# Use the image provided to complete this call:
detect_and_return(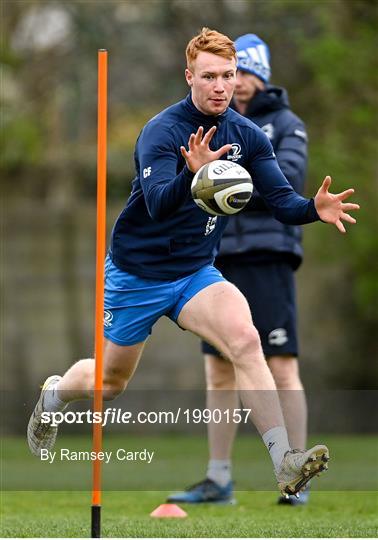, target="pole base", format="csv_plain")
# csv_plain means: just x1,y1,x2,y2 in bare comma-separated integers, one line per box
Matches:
91,505,101,538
